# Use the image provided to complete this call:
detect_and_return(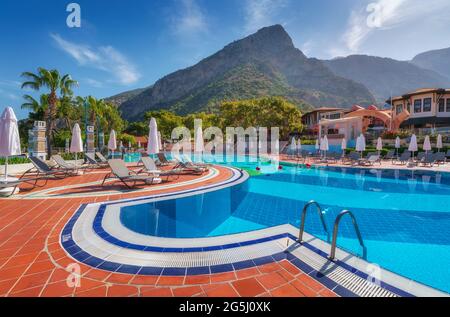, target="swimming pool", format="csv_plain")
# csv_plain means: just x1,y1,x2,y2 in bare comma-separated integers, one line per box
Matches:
120,157,450,294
